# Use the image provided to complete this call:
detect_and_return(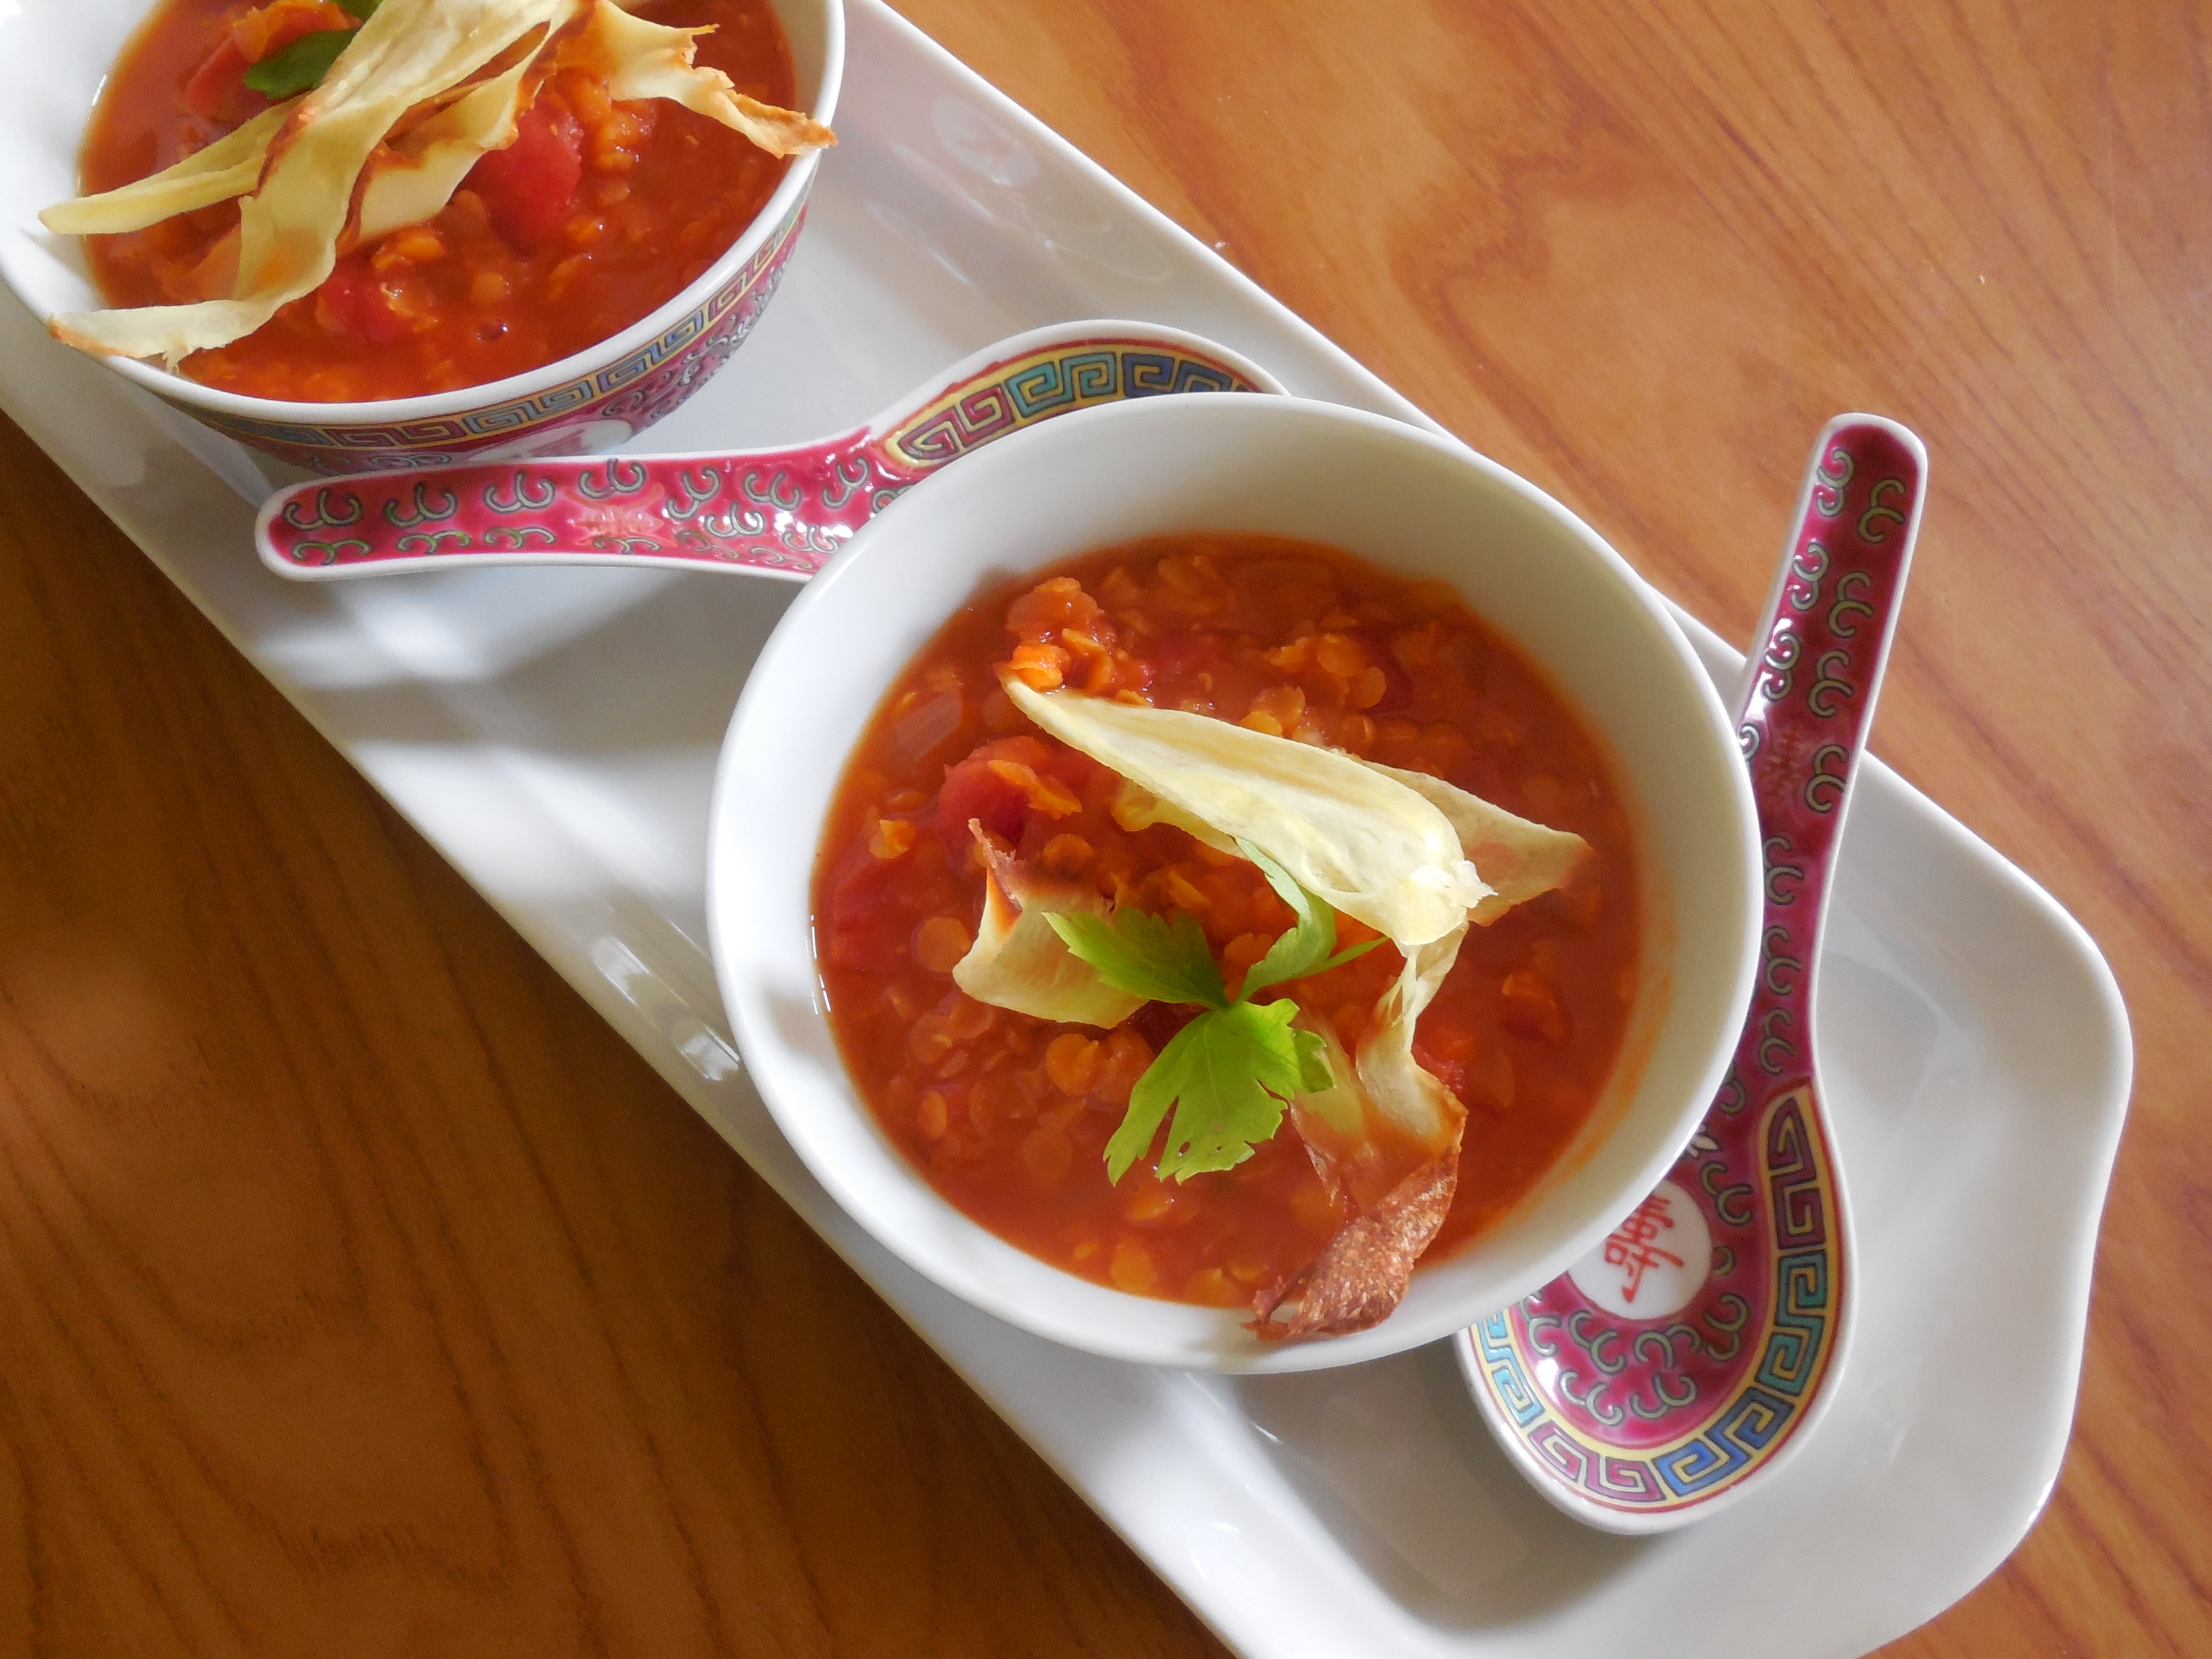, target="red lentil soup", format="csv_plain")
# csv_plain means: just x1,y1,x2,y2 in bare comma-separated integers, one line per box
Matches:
79,0,798,401
813,535,1640,1309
